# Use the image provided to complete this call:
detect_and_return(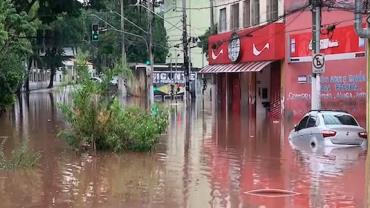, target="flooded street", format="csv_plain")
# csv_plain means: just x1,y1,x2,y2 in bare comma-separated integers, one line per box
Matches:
0,88,367,208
